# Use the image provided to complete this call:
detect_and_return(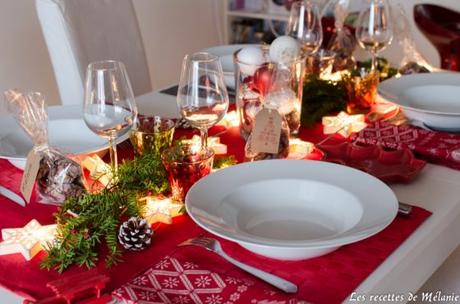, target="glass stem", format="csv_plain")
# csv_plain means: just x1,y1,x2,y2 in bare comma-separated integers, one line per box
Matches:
108,136,118,178
200,128,208,151
371,52,377,72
